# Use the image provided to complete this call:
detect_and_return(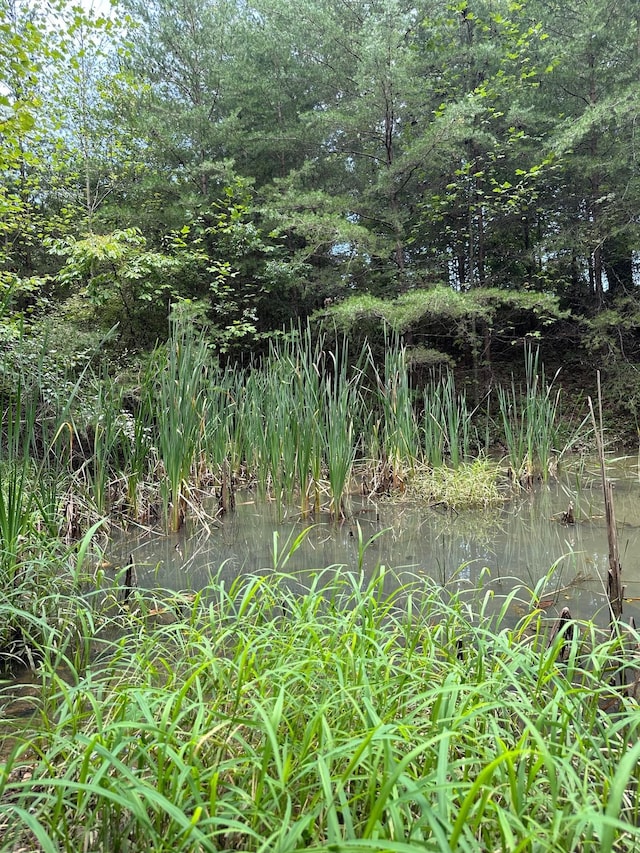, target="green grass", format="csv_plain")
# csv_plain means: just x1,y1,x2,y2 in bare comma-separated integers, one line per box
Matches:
0,518,105,673
2,566,640,852
408,458,504,509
